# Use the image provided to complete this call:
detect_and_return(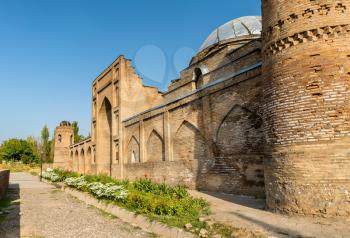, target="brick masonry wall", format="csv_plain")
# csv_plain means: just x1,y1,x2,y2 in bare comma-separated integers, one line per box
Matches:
122,41,265,196
0,170,10,200
262,0,350,215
